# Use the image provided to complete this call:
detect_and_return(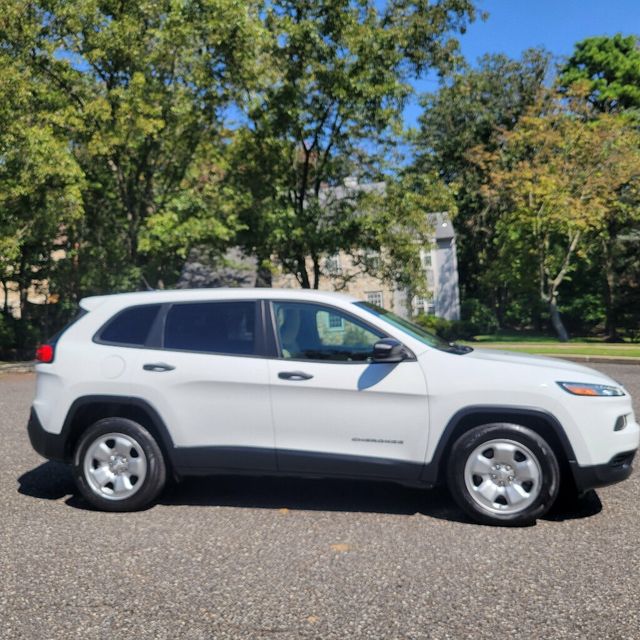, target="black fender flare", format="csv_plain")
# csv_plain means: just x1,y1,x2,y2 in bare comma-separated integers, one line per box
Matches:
59,395,177,464
420,405,577,486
